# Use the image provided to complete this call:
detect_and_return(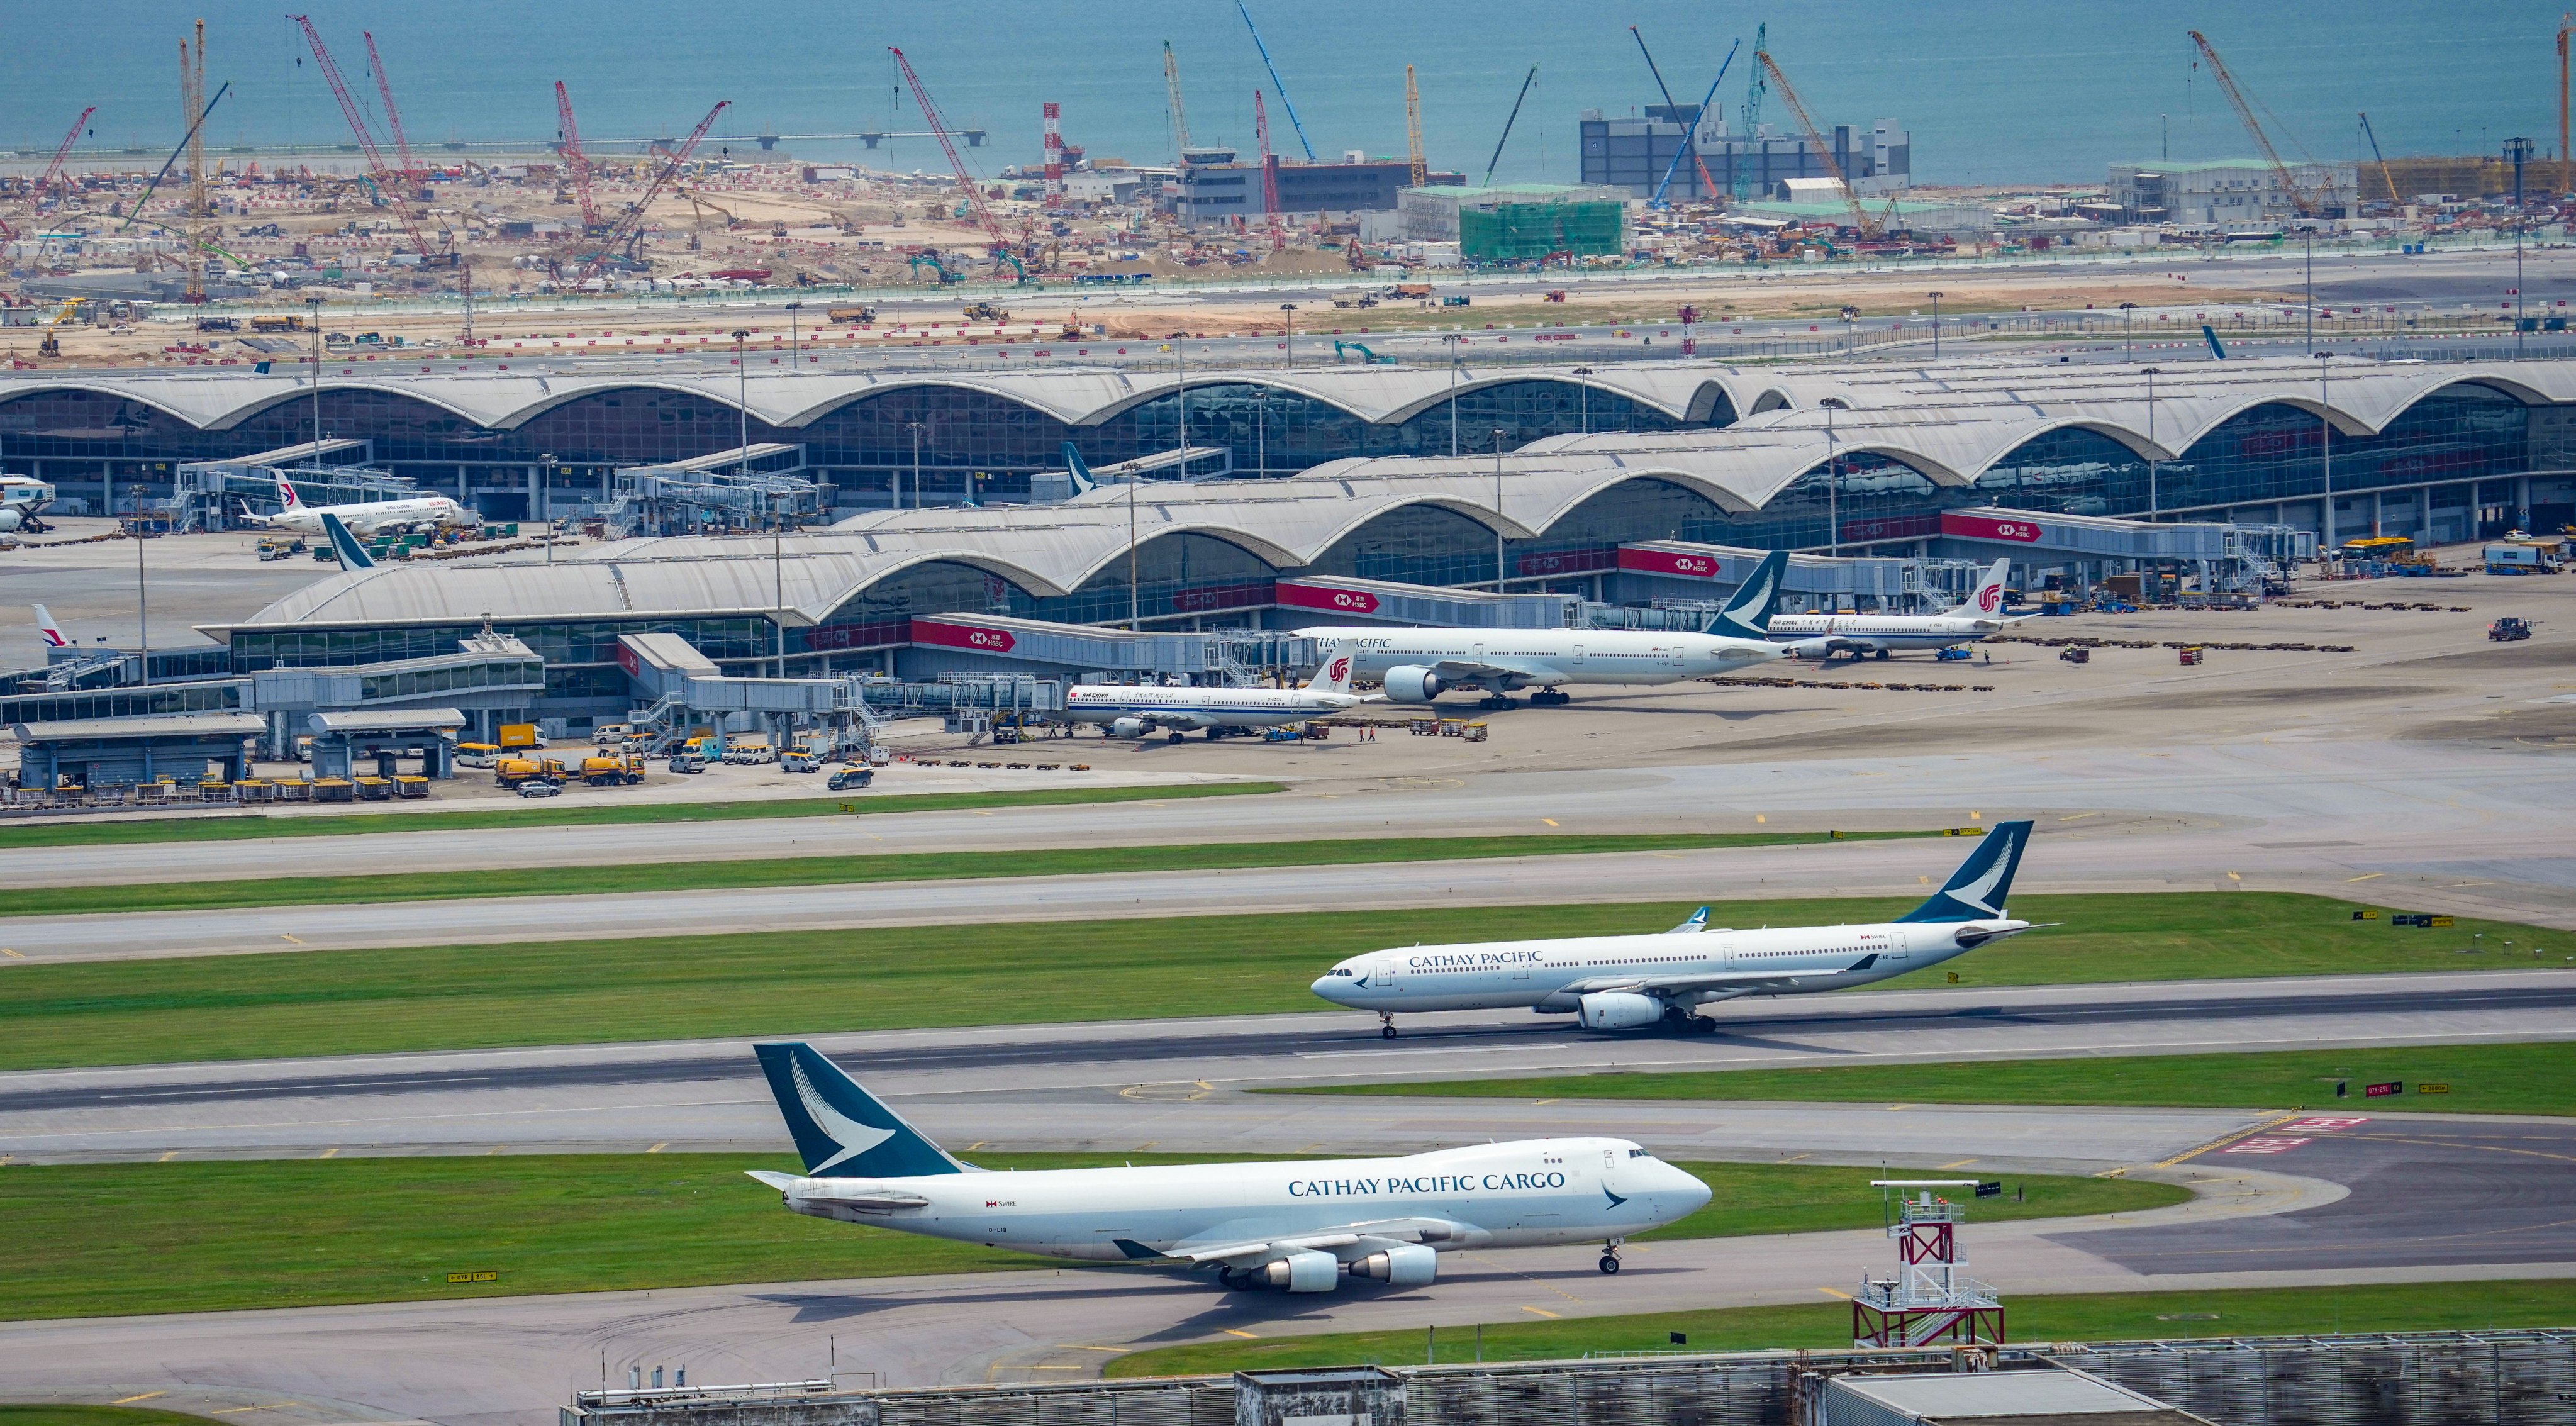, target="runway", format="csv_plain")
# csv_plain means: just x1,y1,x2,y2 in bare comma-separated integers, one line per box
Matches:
8,970,2567,1162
